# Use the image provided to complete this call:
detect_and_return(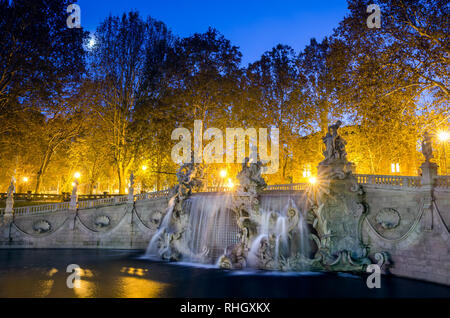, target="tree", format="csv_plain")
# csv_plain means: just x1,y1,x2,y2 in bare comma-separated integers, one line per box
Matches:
89,12,152,193
246,44,305,182
0,0,86,130
326,0,449,174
